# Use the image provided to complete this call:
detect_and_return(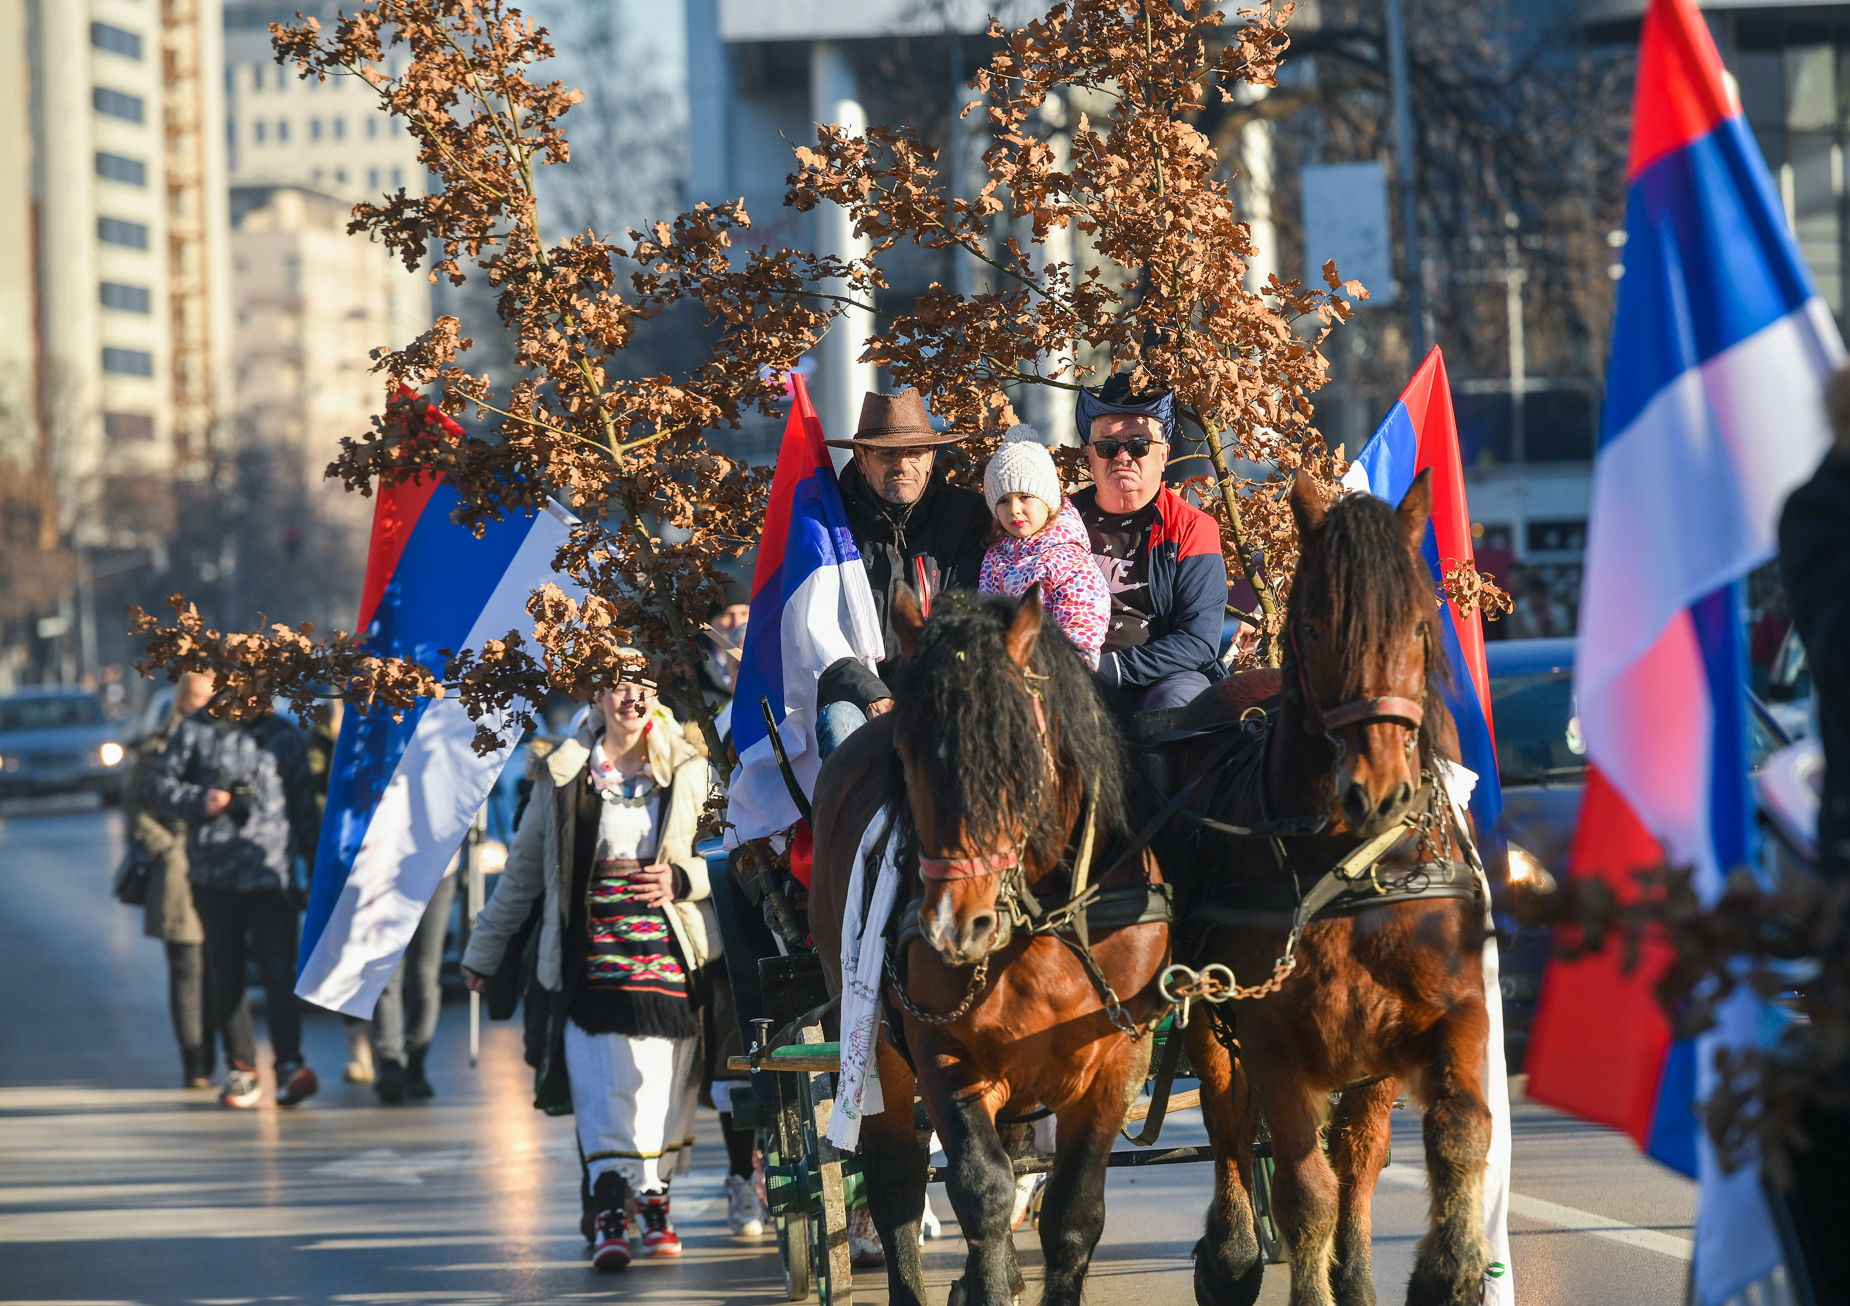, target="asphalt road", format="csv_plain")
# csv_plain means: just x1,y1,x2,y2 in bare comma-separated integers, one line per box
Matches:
0,800,1702,1305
